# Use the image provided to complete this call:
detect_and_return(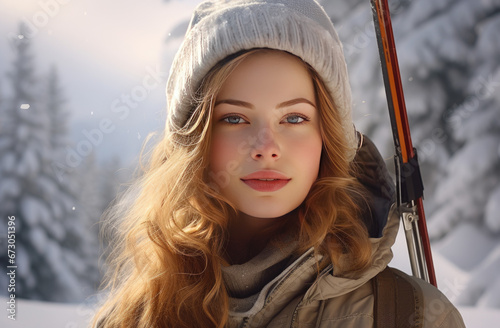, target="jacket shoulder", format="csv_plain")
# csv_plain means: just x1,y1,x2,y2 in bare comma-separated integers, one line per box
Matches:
292,269,466,328
393,269,466,328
